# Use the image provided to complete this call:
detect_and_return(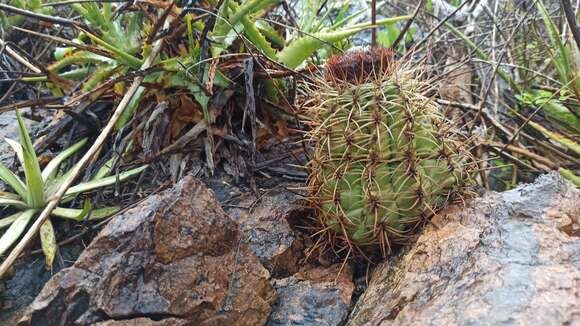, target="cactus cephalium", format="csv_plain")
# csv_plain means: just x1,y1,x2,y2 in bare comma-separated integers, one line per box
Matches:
302,49,472,256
